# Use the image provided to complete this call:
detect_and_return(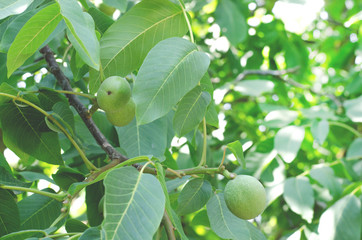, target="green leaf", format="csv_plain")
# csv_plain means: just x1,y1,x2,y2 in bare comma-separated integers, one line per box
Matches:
0,0,33,20
46,102,75,135
17,188,62,230
0,8,40,52
177,178,212,215
0,155,11,174
0,166,31,188
344,95,362,122
134,37,210,124
17,171,54,184
263,109,298,128
57,0,99,70
116,118,167,159
206,193,266,240
215,0,247,45
205,102,219,128
65,219,88,233
89,0,188,93
78,227,100,240
37,88,68,111
309,166,342,198
300,105,337,120
103,0,127,12
0,189,20,236
346,138,362,161
0,102,63,165
234,80,274,97
155,162,180,235
87,7,114,34
85,181,104,227
103,166,165,239
52,167,84,191
283,177,314,223
0,230,45,240
311,119,329,145
274,125,305,163
318,194,361,240
173,86,211,137
227,140,245,168
6,3,62,77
